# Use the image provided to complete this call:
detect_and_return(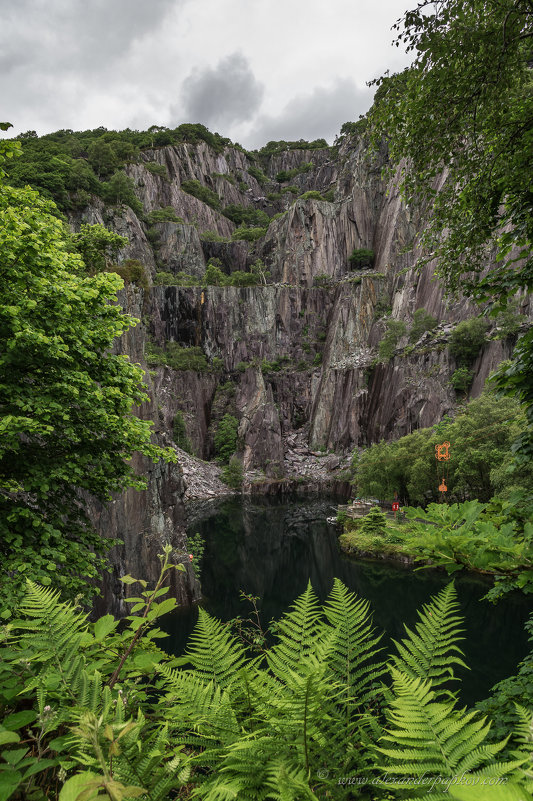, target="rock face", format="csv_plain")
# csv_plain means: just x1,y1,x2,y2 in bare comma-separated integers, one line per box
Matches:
74,133,531,609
